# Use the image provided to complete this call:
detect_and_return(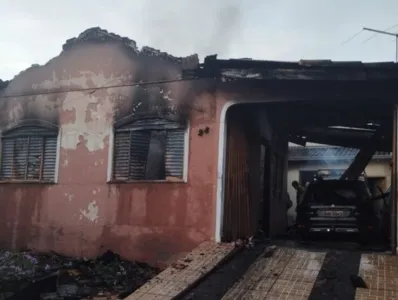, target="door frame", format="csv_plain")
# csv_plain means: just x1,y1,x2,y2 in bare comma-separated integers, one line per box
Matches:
216,100,276,241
